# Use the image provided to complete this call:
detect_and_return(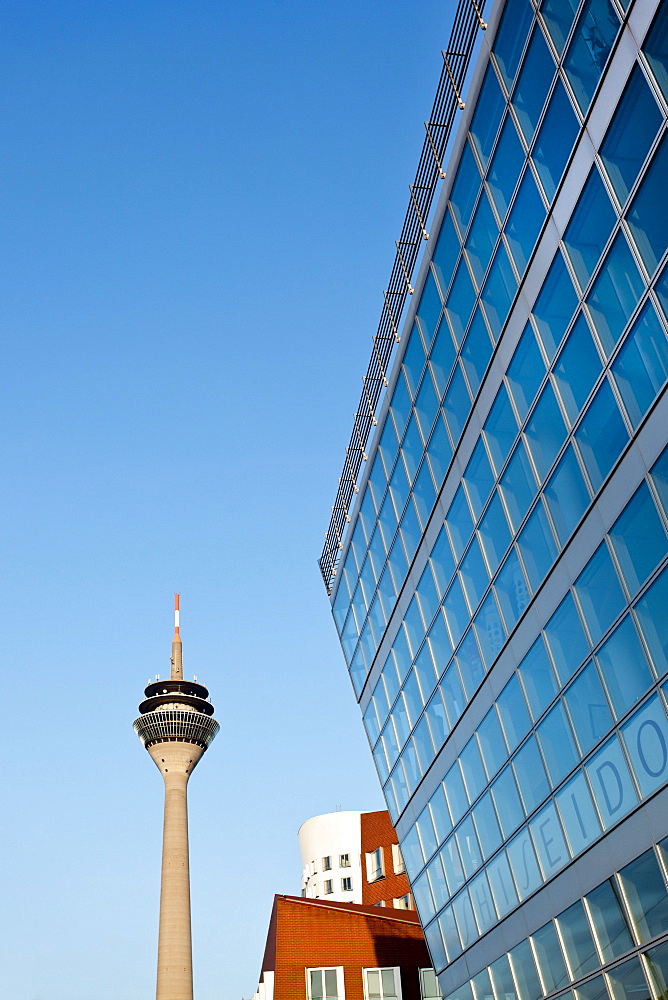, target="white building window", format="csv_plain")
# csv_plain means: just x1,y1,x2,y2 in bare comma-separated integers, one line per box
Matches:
392,843,406,875
363,967,402,1000
419,969,443,1000
323,856,332,871
340,853,351,868
324,879,333,894
341,876,353,891
366,847,385,882
393,893,413,909
307,967,344,1000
